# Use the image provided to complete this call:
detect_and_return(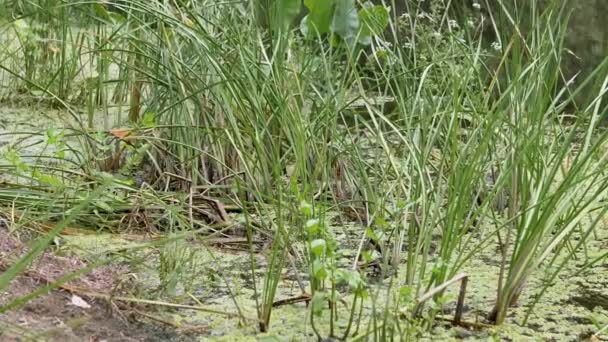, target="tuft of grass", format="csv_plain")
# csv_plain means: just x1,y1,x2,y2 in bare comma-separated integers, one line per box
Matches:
0,0,607,339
